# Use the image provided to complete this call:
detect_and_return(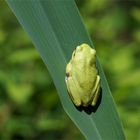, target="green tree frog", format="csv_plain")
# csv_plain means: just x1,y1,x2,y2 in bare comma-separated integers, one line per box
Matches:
65,43,100,107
